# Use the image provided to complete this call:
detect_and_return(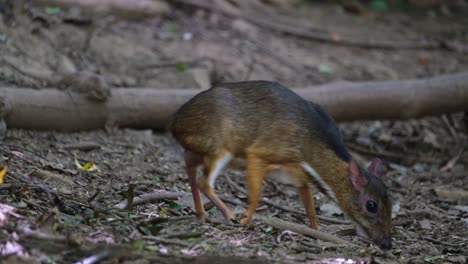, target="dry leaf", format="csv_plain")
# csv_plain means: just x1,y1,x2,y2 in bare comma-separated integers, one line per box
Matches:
0,164,7,184
74,153,99,172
